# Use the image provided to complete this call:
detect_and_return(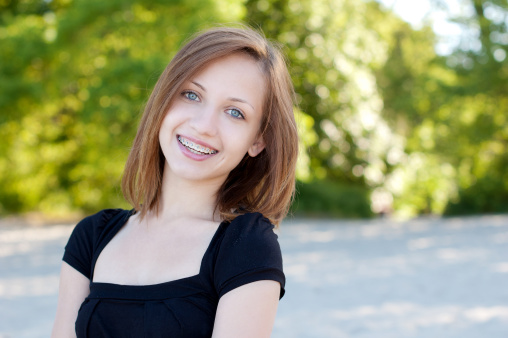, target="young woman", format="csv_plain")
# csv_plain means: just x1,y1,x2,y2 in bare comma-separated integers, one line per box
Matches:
52,26,298,337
